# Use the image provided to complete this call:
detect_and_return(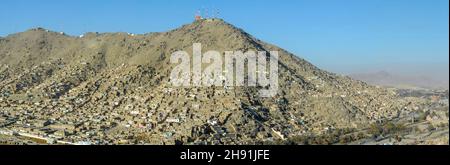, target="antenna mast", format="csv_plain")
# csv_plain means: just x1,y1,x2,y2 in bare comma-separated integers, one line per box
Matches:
215,8,220,18
195,10,202,21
